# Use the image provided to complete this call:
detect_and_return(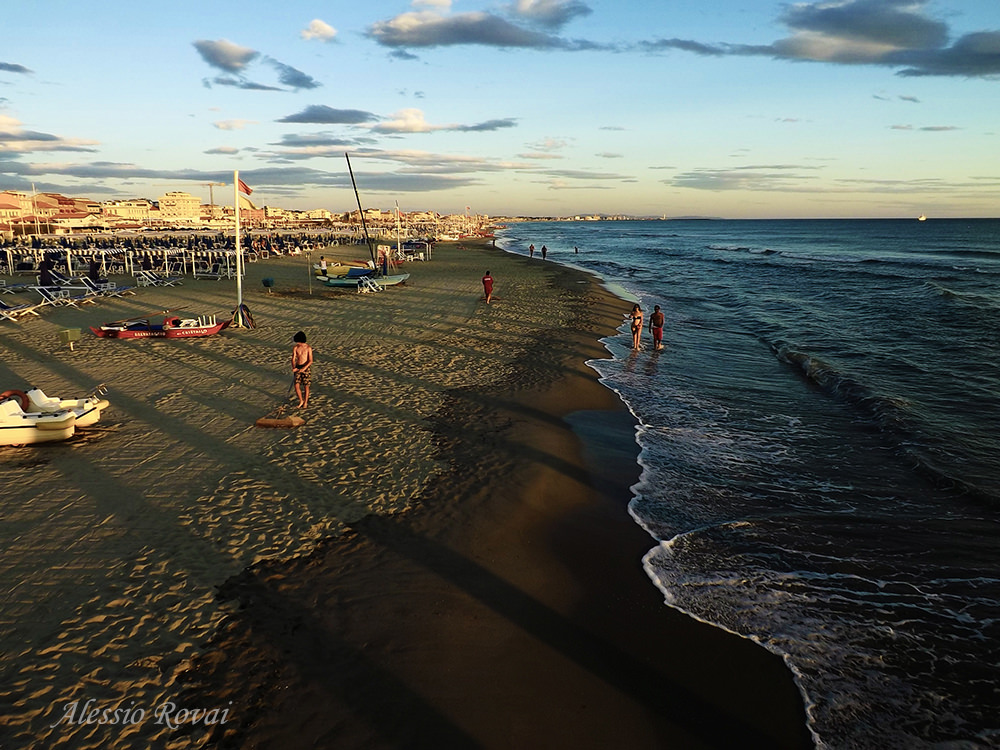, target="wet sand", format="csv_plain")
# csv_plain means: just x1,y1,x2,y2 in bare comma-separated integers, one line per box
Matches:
0,240,811,749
